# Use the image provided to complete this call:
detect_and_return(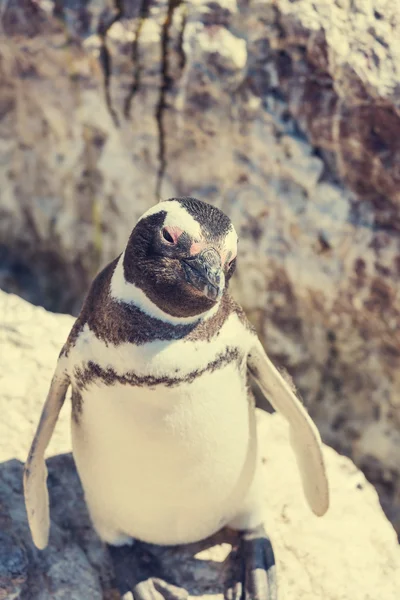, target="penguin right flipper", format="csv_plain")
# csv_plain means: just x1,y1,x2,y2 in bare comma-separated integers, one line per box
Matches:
247,339,329,518
23,358,70,550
